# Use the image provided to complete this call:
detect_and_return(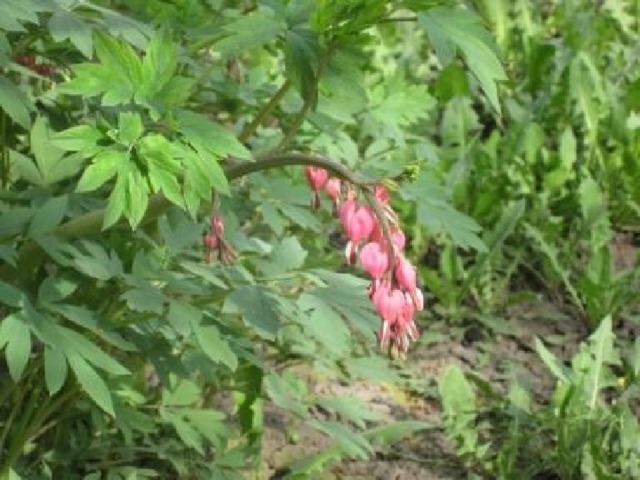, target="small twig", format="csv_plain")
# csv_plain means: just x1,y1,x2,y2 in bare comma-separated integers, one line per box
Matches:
0,152,379,281
278,45,335,150
239,79,292,142
362,188,397,271
377,15,418,24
